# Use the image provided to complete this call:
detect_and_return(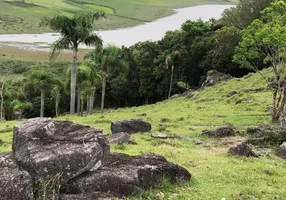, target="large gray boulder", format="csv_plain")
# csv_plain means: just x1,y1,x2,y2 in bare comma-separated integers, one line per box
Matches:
60,192,116,200
12,118,109,197
111,119,151,134
0,152,34,200
201,71,232,88
64,153,191,198
277,142,286,159
108,132,130,144
202,125,235,137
